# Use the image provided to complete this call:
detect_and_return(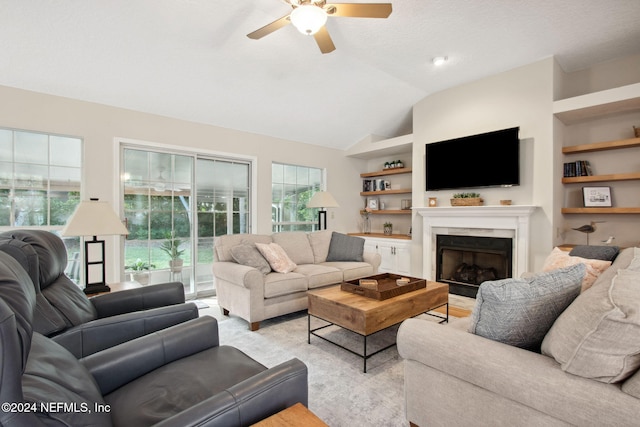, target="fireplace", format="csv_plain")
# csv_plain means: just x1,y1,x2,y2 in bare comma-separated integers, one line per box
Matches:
415,205,537,295
436,234,513,298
